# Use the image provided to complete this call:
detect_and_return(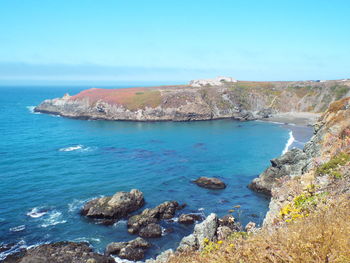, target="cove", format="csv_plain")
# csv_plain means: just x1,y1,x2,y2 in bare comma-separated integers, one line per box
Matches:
0,87,310,260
